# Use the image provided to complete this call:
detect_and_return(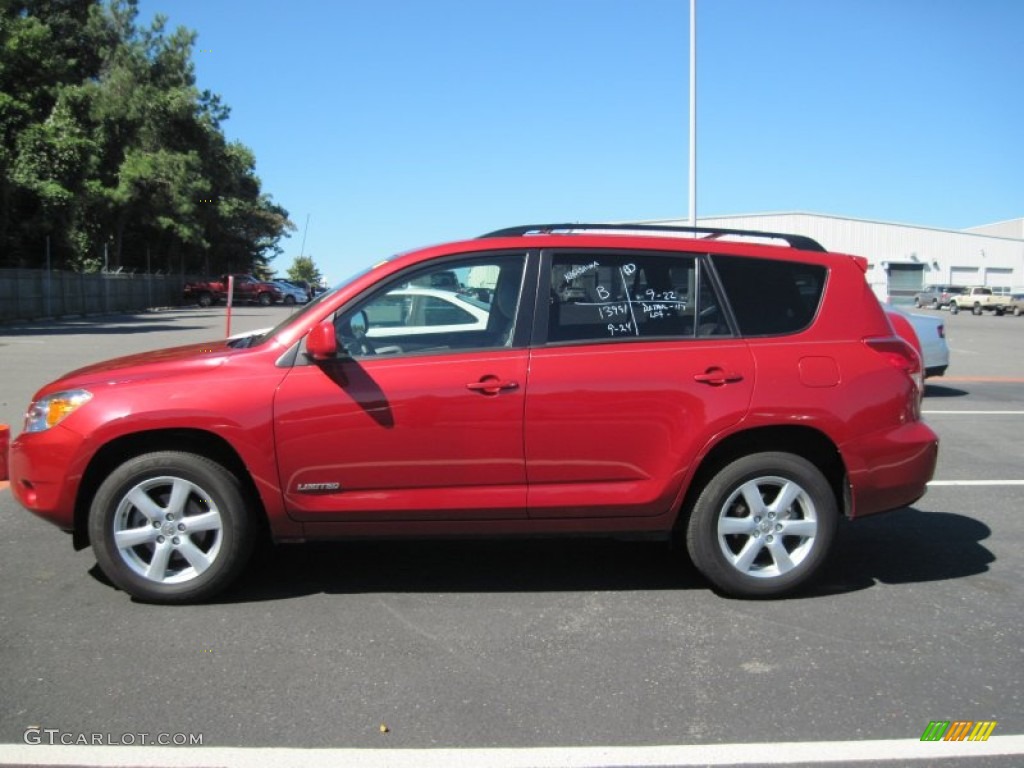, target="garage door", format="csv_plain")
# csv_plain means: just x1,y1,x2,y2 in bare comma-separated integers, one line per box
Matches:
951,267,979,285
887,263,924,304
985,267,1012,291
